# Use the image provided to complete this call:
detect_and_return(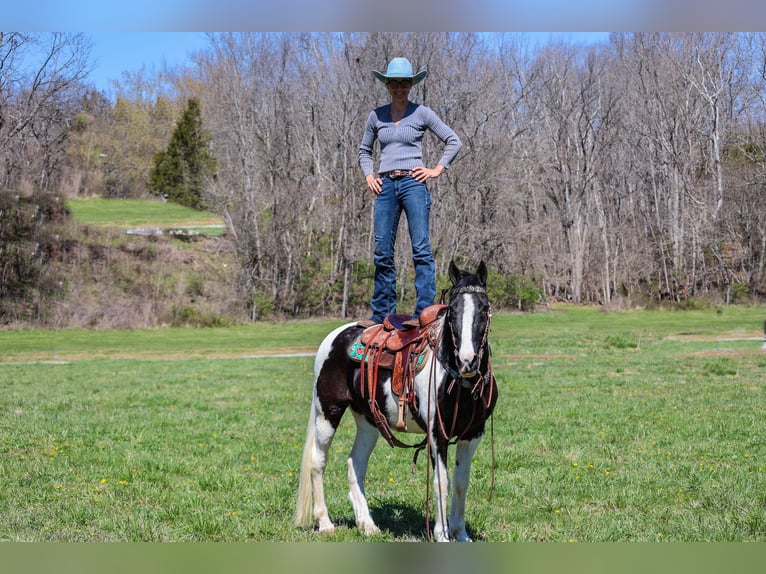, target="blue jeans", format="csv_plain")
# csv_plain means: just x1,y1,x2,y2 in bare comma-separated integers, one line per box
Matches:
370,176,435,322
